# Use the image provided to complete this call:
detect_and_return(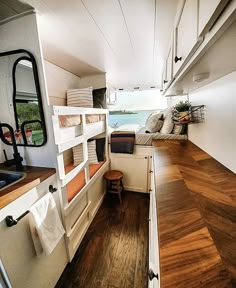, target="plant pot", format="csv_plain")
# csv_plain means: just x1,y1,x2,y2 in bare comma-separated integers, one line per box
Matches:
178,111,189,120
